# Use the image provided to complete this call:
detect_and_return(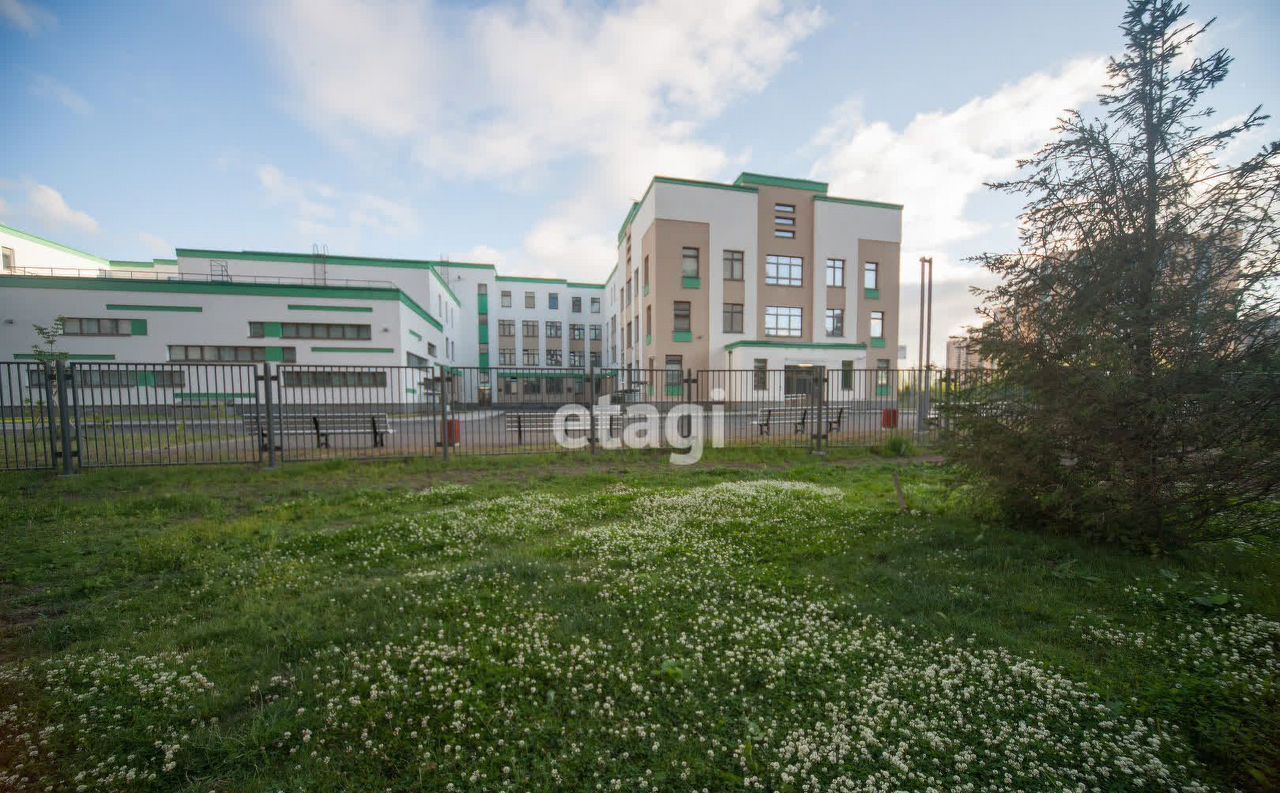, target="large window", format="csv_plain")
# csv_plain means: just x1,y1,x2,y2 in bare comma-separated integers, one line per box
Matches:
825,308,844,337
590,297,601,313
569,350,584,367
282,370,388,388
546,349,563,366
864,262,879,290
570,323,585,340
723,250,744,281
407,352,431,368
500,290,512,308
681,247,699,278
524,291,536,309
168,345,295,362
723,303,744,333
673,301,691,333
870,310,885,338
589,324,602,340
523,320,539,339
826,259,845,288
523,349,539,365
765,255,803,287
546,321,562,338
78,369,185,388
498,320,515,337
764,306,803,337
250,322,371,340
499,349,516,365
61,317,135,336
